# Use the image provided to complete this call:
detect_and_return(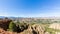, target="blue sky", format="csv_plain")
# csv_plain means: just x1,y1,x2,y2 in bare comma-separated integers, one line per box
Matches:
0,0,60,17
